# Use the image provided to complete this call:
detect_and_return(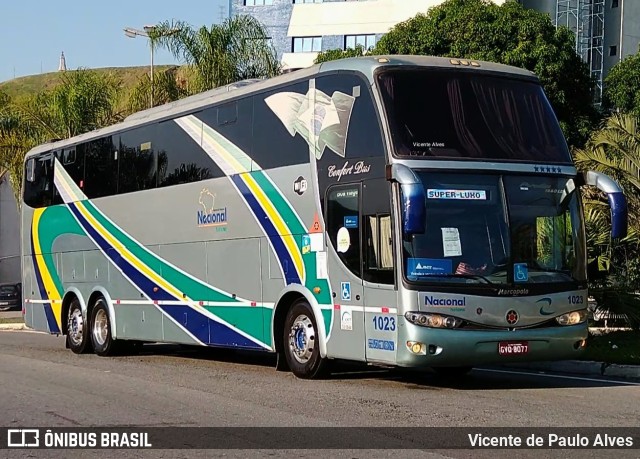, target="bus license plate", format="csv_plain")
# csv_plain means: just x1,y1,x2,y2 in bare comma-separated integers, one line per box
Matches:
0,302,7,306
498,341,529,356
